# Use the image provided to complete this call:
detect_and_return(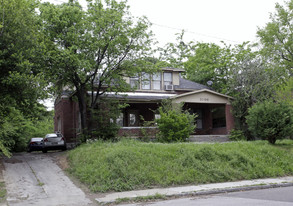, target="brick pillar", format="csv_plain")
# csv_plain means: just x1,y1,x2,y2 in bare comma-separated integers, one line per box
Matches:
225,104,235,134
